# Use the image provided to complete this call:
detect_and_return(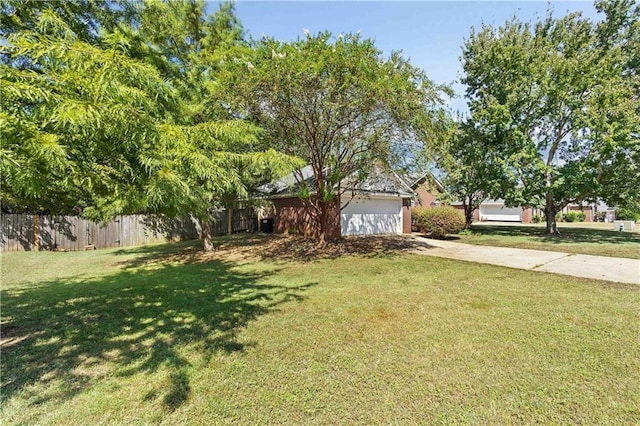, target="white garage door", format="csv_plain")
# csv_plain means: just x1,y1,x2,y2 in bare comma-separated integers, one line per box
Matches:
480,205,521,222
341,196,402,236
